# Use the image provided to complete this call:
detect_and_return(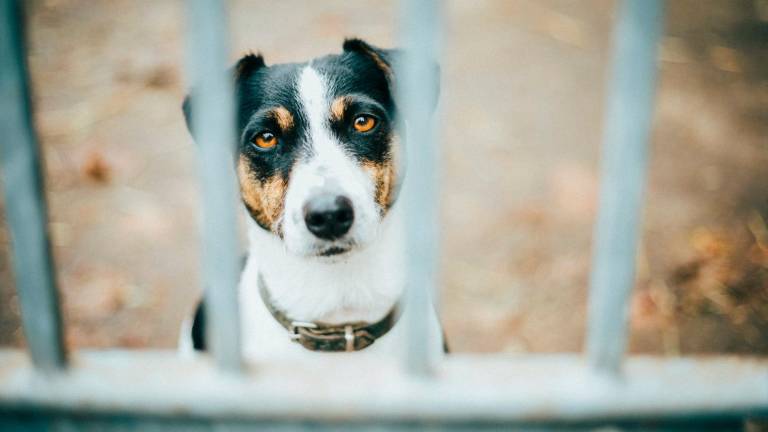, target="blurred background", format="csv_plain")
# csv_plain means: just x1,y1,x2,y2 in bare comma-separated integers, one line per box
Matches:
0,0,766,355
